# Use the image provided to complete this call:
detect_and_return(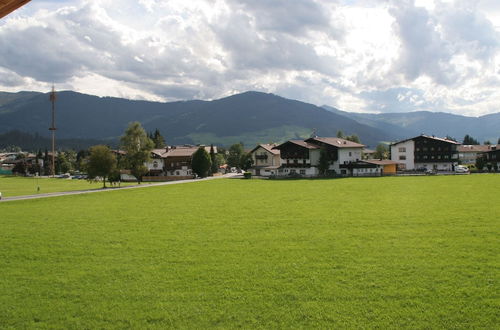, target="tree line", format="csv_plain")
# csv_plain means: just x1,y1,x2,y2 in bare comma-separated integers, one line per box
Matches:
8,122,256,188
